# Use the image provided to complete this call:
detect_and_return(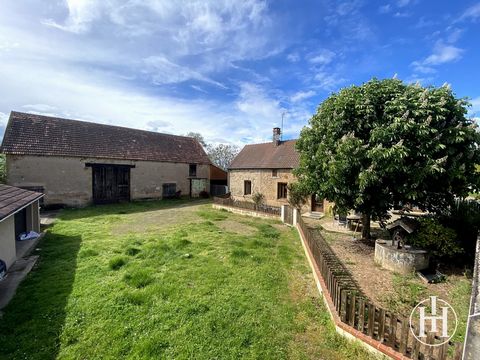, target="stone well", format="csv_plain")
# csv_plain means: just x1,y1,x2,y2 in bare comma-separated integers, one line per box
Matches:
374,240,429,274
